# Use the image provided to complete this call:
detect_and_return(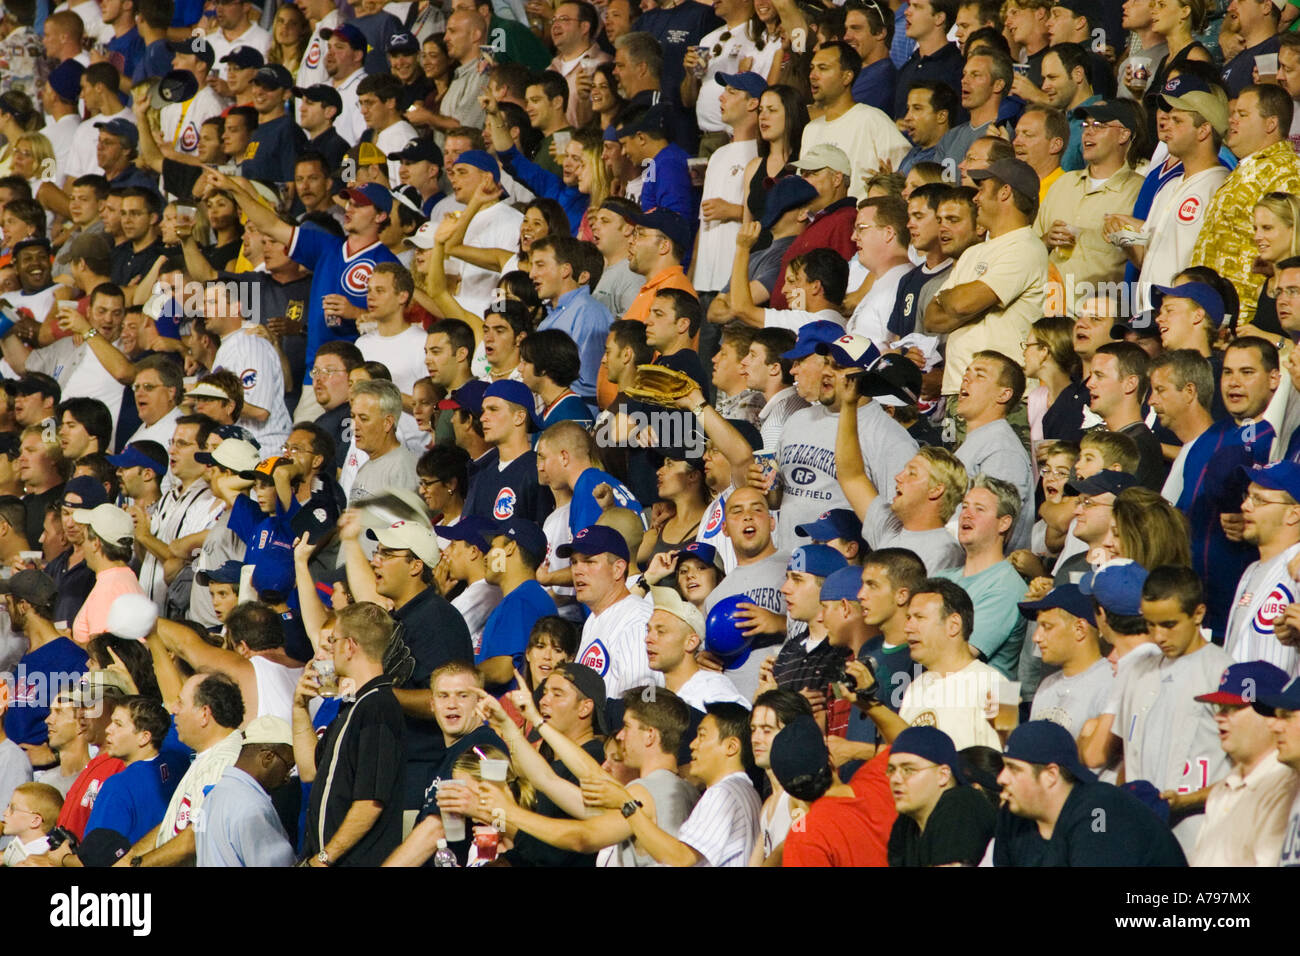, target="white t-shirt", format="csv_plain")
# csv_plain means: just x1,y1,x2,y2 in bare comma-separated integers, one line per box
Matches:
213,329,293,453
376,119,421,185
693,139,759,292
207,23,273,75
355,324,429,397
332,68,369,147
446,201,525,319
694,22,761,133
576,591,661,697
898,658,1005,750
799,104,911,201
128,406,182,450
846,262,911,344
452,578,503,652
675,669,750,711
